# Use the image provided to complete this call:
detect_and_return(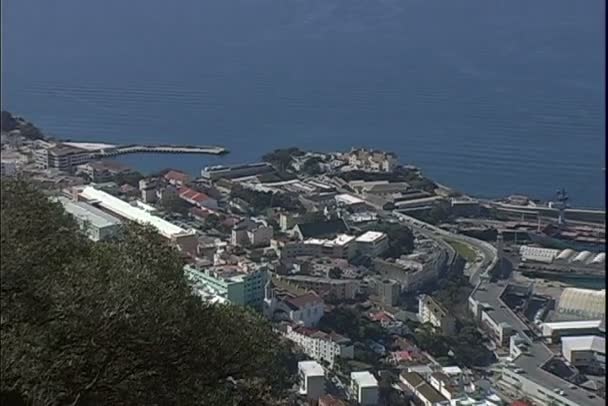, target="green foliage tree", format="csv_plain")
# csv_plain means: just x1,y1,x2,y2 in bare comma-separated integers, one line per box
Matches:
1,179,295,405
328,267,343,279
261,148,304,172
301,157,323,175
373,223,415,258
